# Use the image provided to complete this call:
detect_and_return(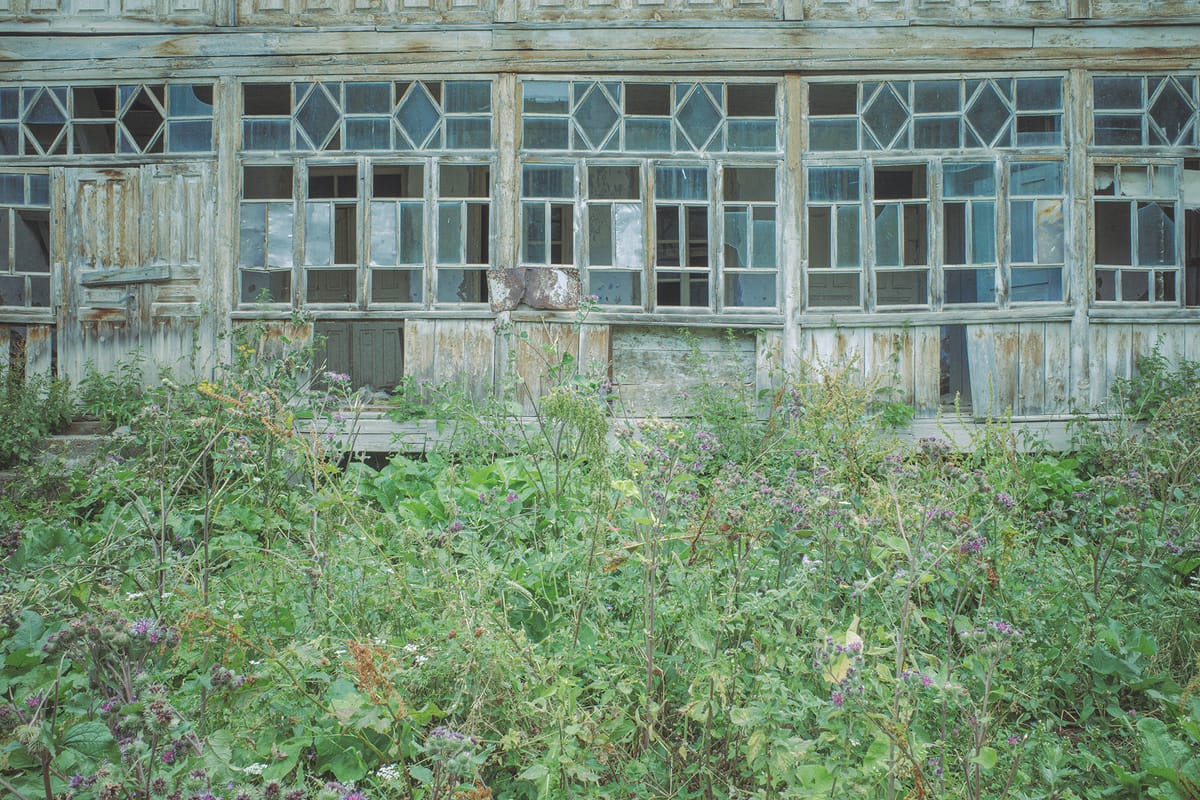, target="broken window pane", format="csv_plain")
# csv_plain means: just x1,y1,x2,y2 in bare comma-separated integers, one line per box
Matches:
725,208,748,268
1137,201,1175,266
437,268,486,303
